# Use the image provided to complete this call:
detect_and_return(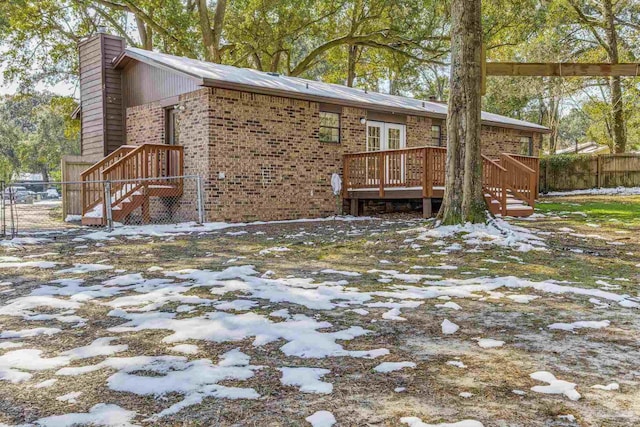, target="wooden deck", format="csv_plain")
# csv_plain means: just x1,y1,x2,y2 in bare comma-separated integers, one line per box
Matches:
81,143,184,226
343,146,539,217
